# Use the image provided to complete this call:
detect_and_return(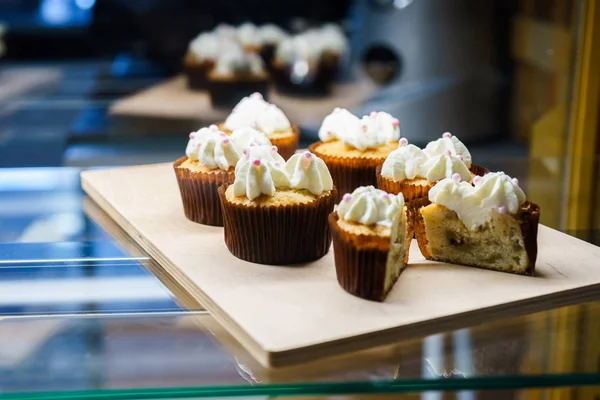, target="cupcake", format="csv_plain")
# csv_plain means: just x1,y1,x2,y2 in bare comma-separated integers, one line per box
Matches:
317,24,348,69
271,34,334,97
257,24,288,66
377,133,488,200
413,172,540,276
309,108,400,201
218,148,336,265
330,186,411,302
174,125,270,226
183,32,219,90
218,93,300,160
236,22,262,53
207,46,269,109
